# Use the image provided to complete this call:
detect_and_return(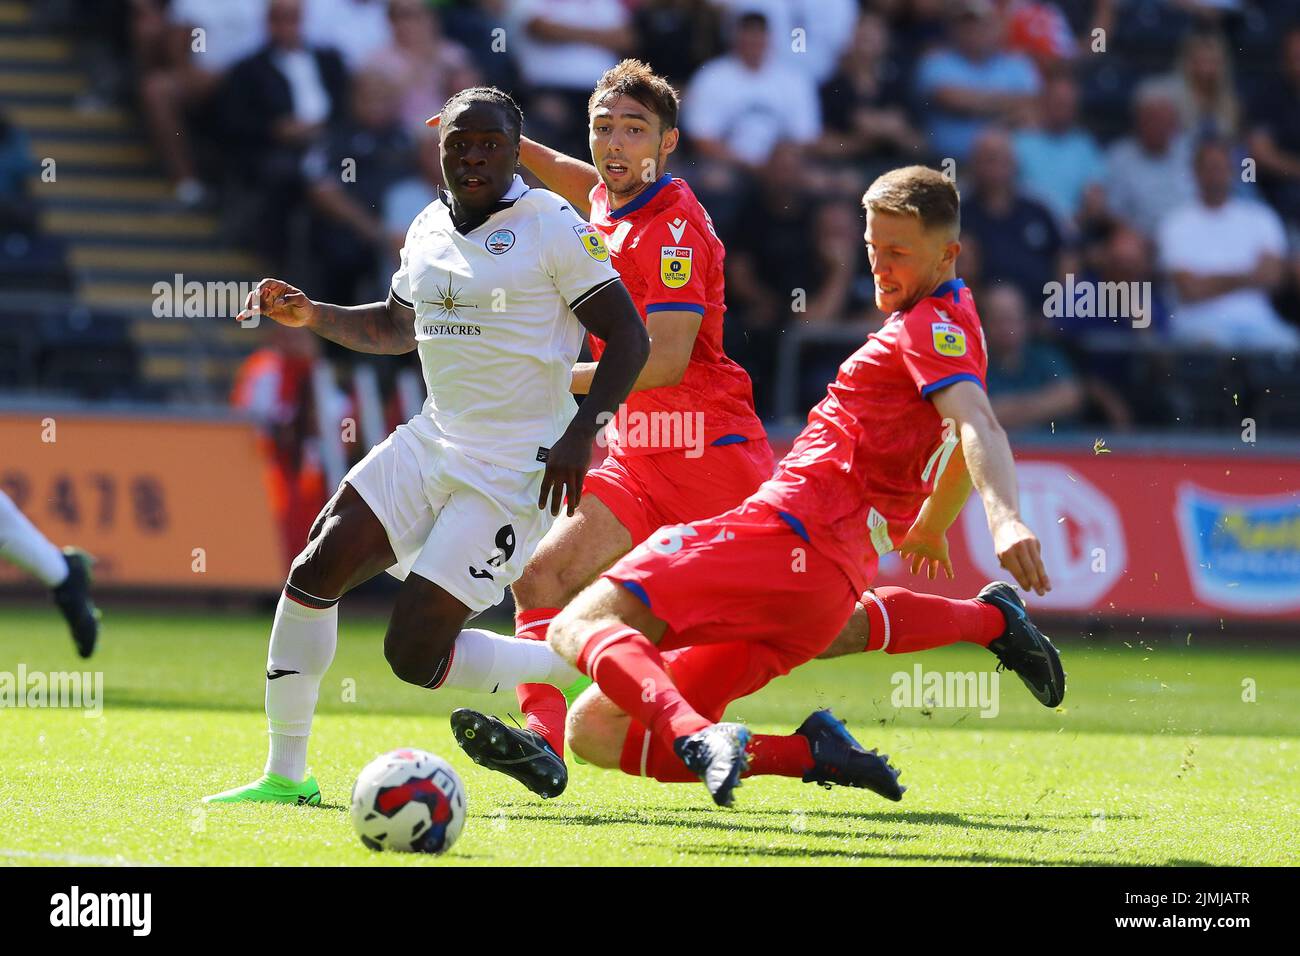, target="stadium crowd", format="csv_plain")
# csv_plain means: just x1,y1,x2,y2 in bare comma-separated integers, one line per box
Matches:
10,0,1300,430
